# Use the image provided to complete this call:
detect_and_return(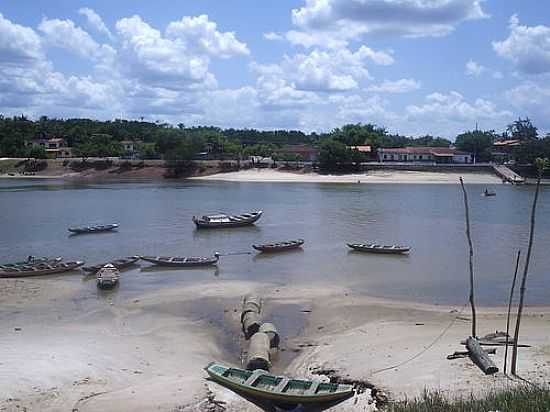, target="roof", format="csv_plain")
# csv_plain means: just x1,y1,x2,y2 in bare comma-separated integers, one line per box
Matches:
378,147,469,156
48,138,65,143
493,139,521,147
349,145,372,153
